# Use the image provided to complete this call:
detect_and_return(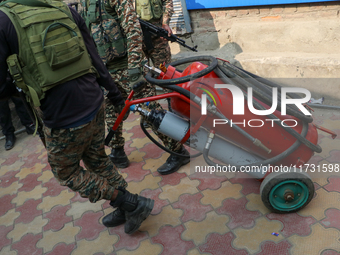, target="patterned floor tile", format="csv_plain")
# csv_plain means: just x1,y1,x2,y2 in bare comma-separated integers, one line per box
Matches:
116,239,163,255
108,224,148,251
0,181,23,197
199,232,248,255
0,246,17,255
0,208,20,227
151,225,195,254
233,217,284,254
200,181,243,208
182,211,230,246
324,176,340,192
188,171,228,191
11,233,43,255
14,198,43,224
266,212,316,237
0,161,24,178
37,170,54,184
0,194,16,217
245,193,271,214
15,163,47,180
321,209,340,229
229,173,261,195
172,193,213,223
0,225,14,250
36,222,80,253
65,200,106,220
43,204,72,232
45,243,76,255
37,189,74,213
216,197,262,229
7,215,48,243
18,173,42,192
142,153,168,173
71,230,117,255
125,174,161,194
0,169,19,188
127,150,146,163
129,137,152,149
298,188,340,220
121,162,150,182
139,143,164,160
255,240,292,255
158,171,187,186
288,223,340,255
139,205,183,237
74,211,106,241
42,177,68,197
159,177,200,203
